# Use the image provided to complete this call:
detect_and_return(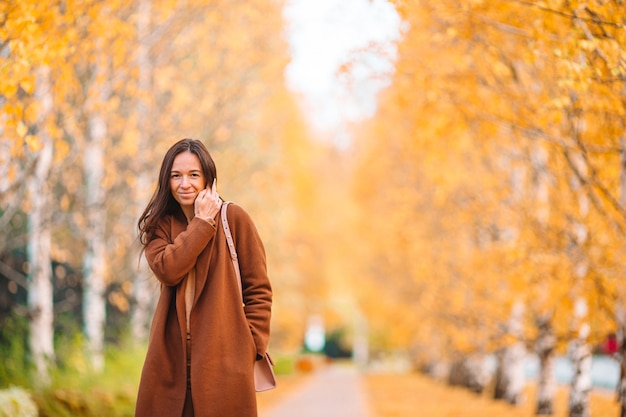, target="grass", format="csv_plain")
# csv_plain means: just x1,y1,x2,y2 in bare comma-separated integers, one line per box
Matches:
0,315,144,417
31,335,144,417
365,373,619,417
0,331,308,417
